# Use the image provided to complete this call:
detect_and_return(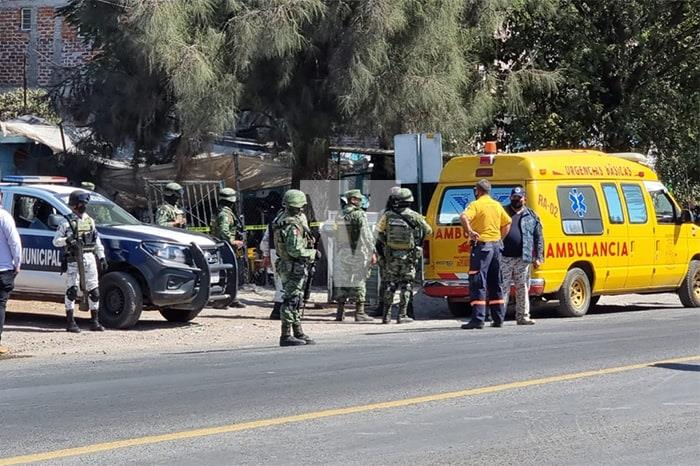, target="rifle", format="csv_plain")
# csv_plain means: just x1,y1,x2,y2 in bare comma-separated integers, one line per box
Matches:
67,216,89,311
